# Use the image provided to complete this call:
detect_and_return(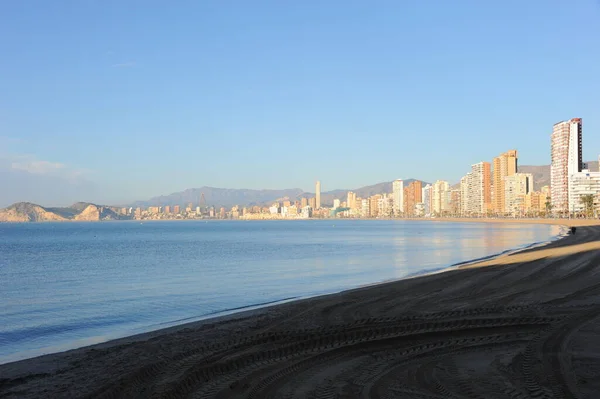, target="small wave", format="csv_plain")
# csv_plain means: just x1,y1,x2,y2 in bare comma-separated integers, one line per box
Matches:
144,296,299,329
